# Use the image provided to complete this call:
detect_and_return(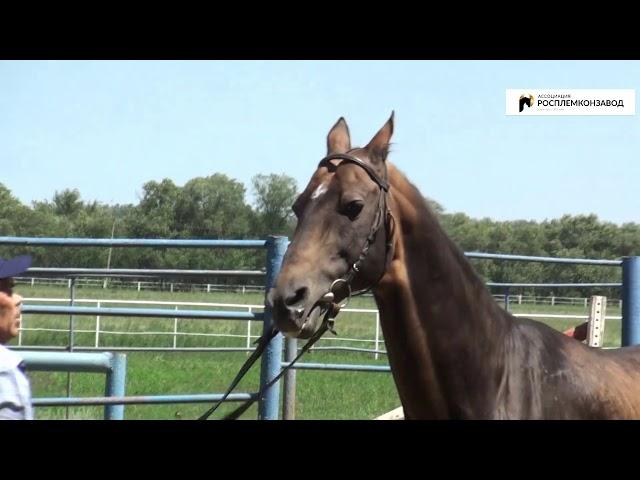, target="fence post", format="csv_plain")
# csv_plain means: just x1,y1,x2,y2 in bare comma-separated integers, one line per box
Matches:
258,236,286,420
66,278,76,420
283,337,297,420
173,306,179,349
104,353,127,420
587,296,606,347
374,312,381,360
95,301,101,348
246,308,252,351
504,287,510,312
622,257,640,347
